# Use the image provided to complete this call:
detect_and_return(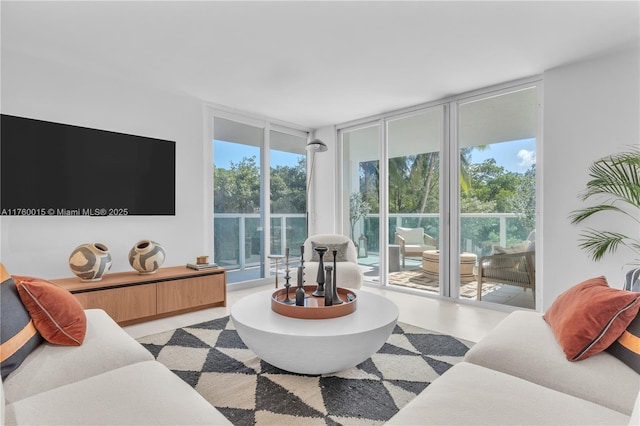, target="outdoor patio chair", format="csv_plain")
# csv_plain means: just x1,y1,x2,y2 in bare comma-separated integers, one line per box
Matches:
394,226,438,268
477,242,535,302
